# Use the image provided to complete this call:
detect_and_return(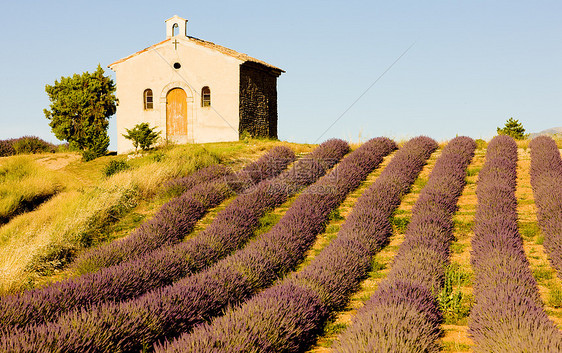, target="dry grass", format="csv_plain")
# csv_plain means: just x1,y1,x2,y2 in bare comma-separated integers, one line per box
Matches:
0,156,62,225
